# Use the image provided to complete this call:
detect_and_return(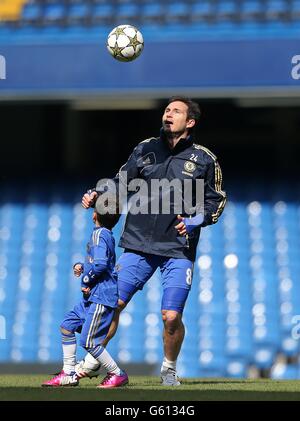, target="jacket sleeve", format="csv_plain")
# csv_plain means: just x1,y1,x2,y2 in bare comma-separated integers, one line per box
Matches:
81,237,109,287
95,146,141,195
201,158,227,227
114,145,141,189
